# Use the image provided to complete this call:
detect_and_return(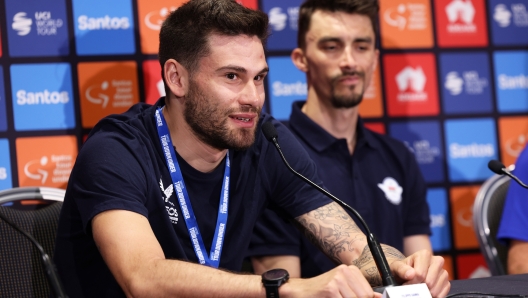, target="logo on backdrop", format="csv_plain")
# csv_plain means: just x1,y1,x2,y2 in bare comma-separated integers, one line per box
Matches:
445,118,498,182
505,133,528,157
0,66,6,132
23,154,73,184
10,63,75,131
72,0,135,55
444,71,488,96
262,0,302,51
445,0,476,32
494,3,528,27
377,177,403,205
85,80,134,108
384,3,427,31
5,0,70,57
144,7,177,30
395,66,427,101
427,189,451,251
404,140,441,164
